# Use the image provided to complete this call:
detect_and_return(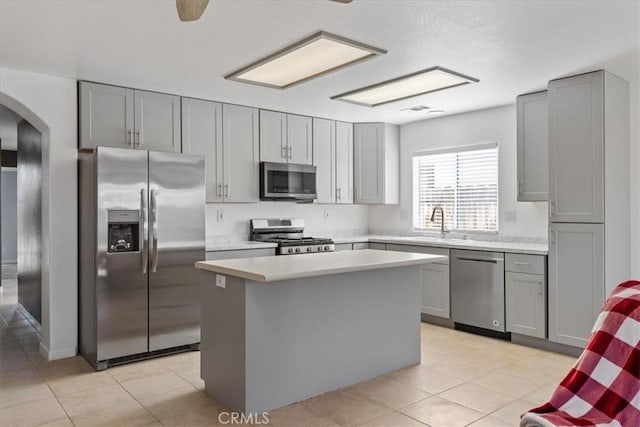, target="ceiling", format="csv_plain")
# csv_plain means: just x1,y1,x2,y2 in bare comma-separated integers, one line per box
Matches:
0,0,638,124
